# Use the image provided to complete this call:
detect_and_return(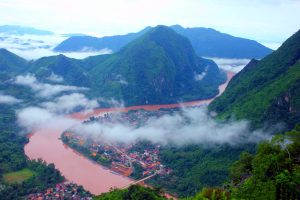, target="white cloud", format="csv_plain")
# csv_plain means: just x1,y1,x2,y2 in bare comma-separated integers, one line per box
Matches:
0,94,22,104
194,72,206,81
47,72,64,82
0,0,299,44
16,92,277,147
41,93,98,114
14,74,87,97
206,57,251,73
17,106,78,132
72,107,272,146
0,33,112,60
